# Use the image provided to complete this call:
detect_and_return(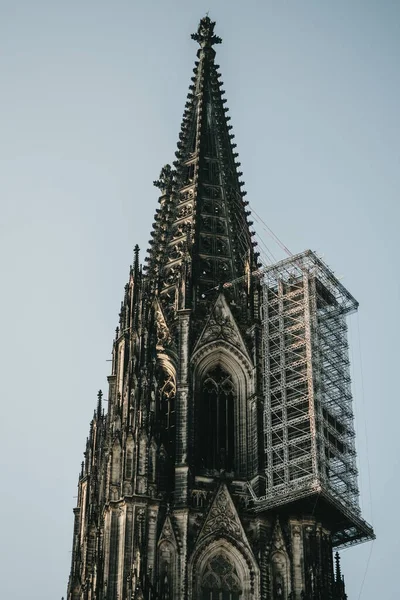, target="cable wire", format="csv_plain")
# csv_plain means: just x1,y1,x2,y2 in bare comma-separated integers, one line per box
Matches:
357,541,375,600
249,203,293,257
